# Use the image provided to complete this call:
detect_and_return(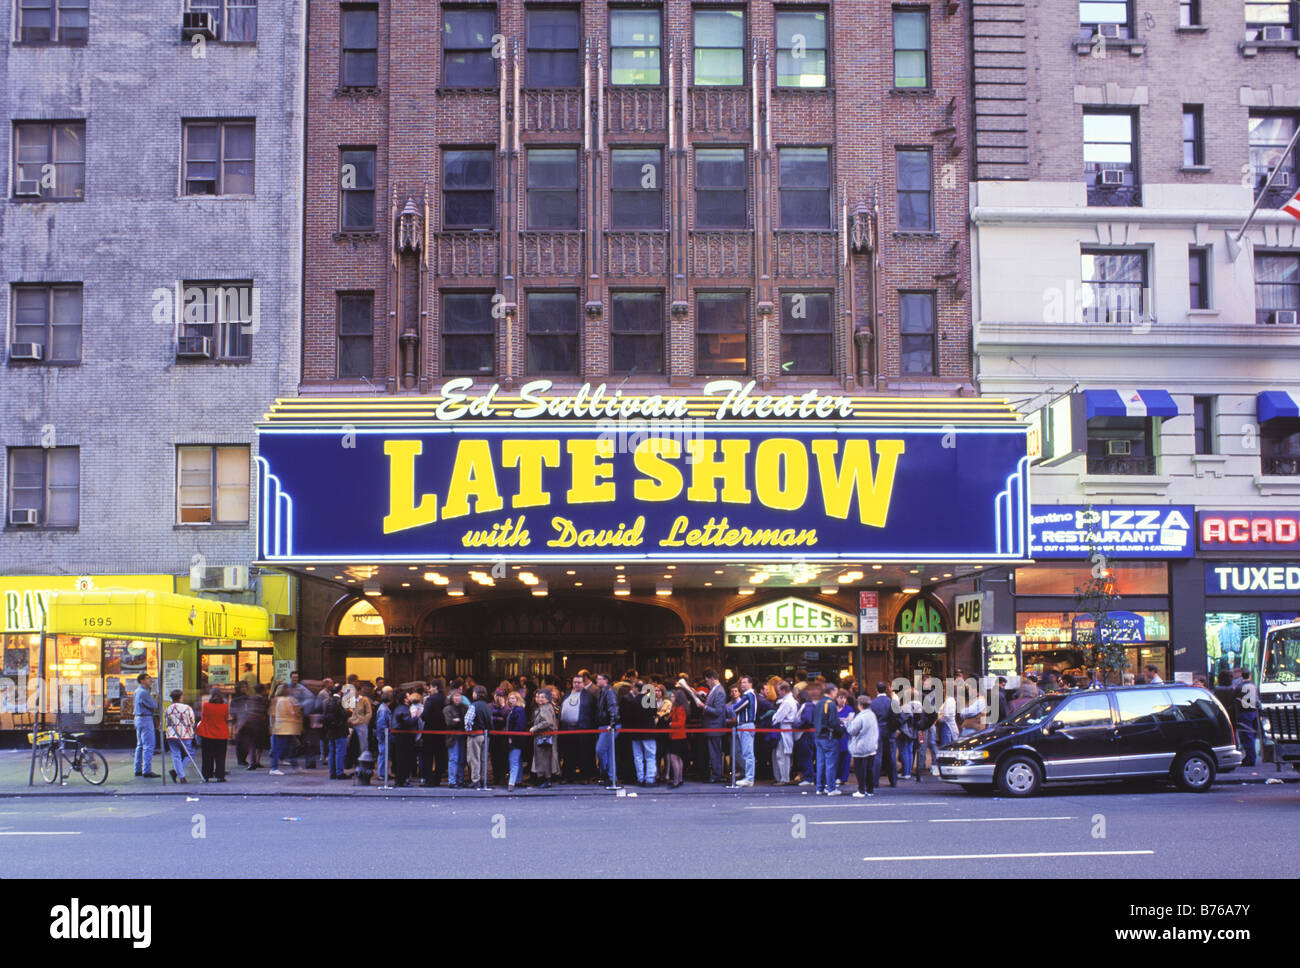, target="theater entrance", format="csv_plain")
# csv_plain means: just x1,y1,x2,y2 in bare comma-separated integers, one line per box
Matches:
419,595,686,685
